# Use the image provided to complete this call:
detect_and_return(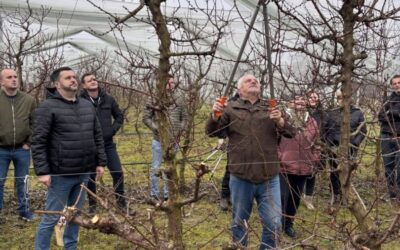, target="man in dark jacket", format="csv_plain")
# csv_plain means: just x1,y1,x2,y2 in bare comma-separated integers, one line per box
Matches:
206,74,294,249
80,73,131,215
32,67,106,250
324,89,366,202
0,68,37,222
379,74,400,199
142,76,188,201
